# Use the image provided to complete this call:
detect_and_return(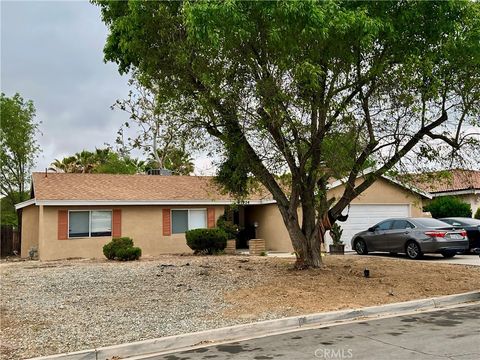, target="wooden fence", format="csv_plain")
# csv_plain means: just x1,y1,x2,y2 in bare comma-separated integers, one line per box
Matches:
1,225,20,257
